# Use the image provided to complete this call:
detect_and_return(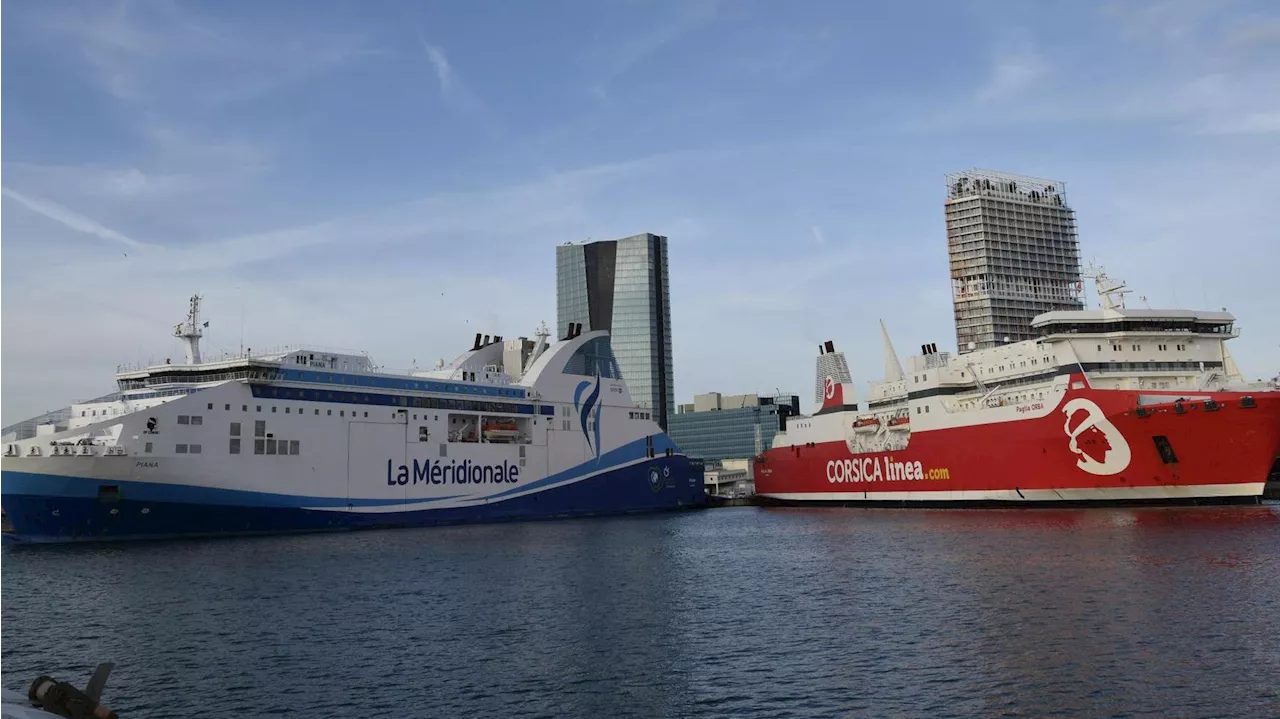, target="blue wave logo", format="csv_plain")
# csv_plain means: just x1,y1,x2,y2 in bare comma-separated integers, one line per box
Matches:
573,375,602,458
